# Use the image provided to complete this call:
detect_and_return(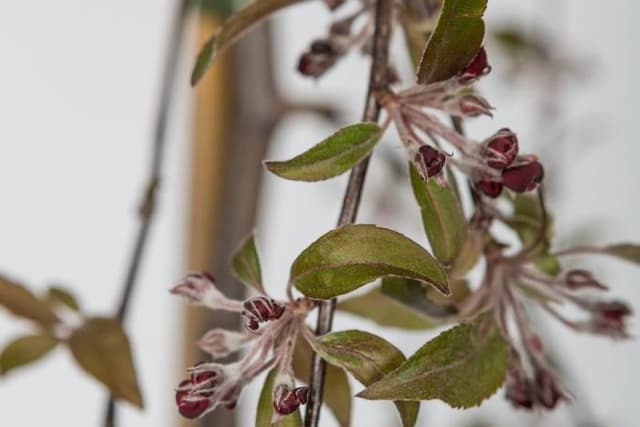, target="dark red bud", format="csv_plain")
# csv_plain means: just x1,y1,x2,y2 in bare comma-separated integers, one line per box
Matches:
485,128,519,169
273,384,301,415
596,301,632,321
459,47,491,82
565,269,608,290
294,386,309,404
476,180,503,198
505,377,534,410
176,380,211,419
416,145,446,178
242,297,286,331
458,95,493,117
534,369,564,409
502,160,544,192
